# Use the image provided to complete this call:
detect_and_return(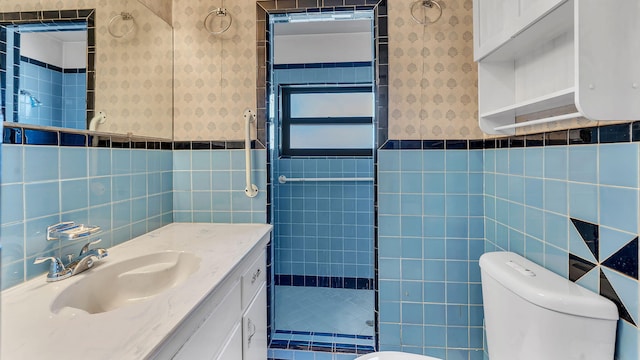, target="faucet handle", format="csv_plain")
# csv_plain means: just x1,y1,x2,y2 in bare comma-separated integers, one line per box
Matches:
79,239,102,256
34,257,72,282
